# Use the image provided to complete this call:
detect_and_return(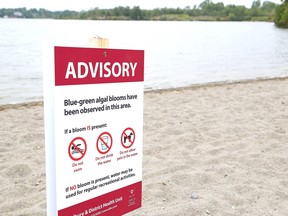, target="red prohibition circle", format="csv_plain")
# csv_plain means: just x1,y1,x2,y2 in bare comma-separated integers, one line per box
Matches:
68,137,87,161
96,132,113,154
121,127,135,149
